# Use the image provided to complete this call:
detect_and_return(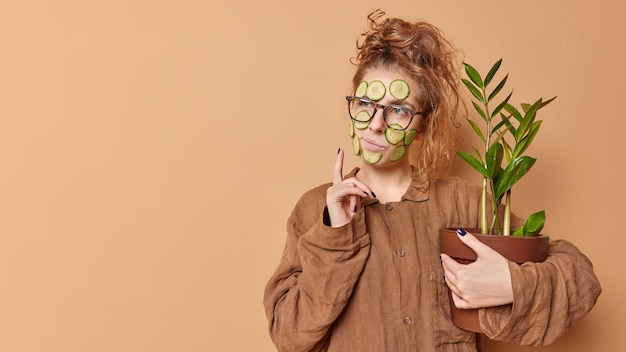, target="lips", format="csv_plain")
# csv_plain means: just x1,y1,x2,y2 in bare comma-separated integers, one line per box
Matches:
361,138,386,152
